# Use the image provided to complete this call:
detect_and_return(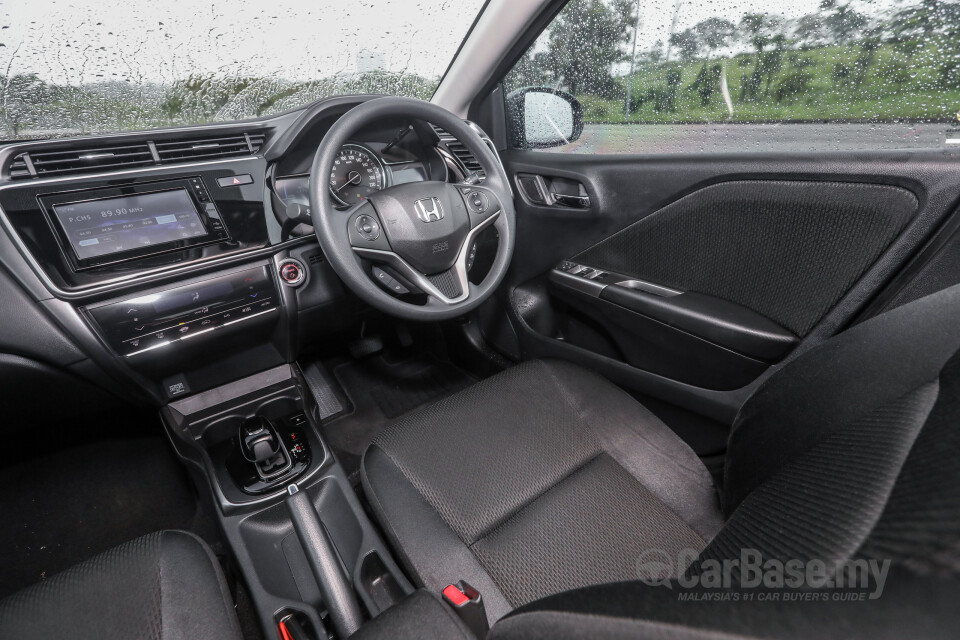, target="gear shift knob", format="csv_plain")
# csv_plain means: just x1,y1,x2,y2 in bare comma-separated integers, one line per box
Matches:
239,416,280,463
